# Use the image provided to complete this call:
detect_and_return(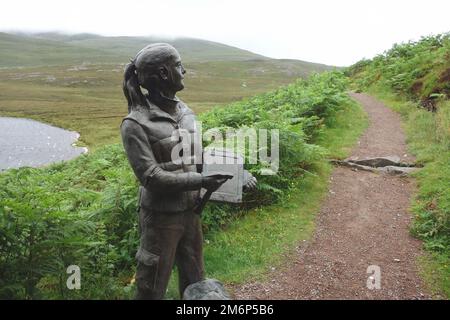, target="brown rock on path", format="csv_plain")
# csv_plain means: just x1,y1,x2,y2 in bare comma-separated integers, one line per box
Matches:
232,93,431,300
